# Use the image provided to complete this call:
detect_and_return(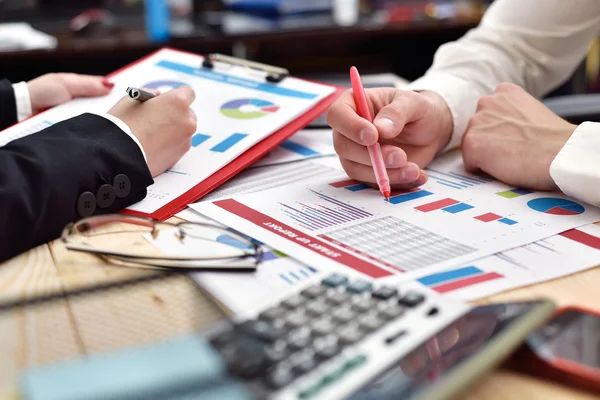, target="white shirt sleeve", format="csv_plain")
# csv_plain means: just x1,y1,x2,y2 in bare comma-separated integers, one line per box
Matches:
12,82,33,122
93,113,147,161
406,0,600,151
550,122,600,206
